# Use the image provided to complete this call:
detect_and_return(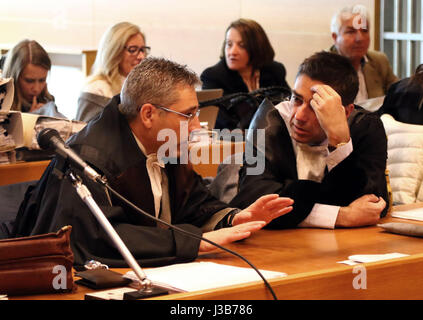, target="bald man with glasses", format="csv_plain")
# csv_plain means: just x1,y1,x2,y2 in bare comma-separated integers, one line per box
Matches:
13,57,293,268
